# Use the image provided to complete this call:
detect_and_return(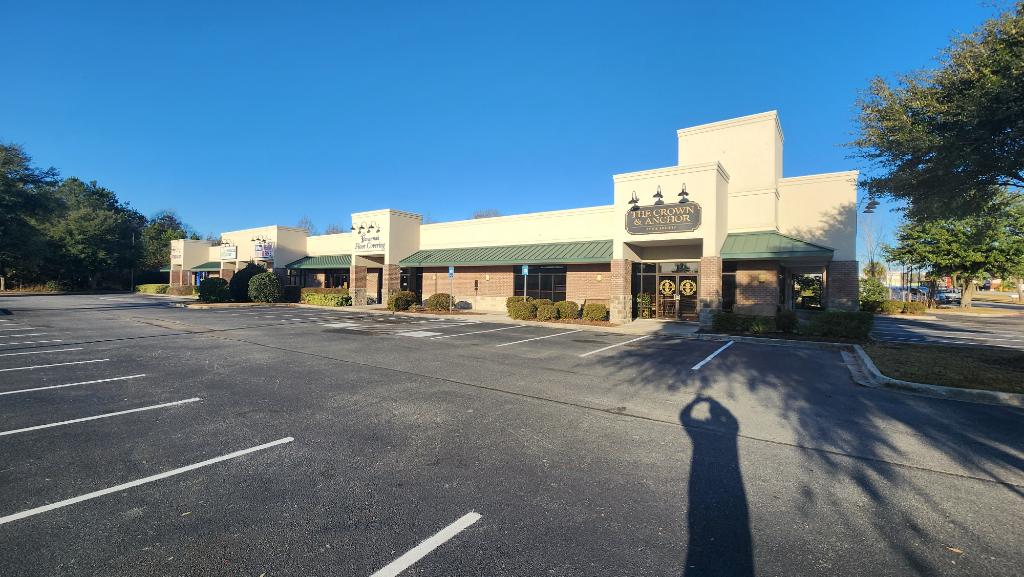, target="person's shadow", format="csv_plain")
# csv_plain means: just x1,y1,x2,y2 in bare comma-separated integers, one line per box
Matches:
680,396,754,577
